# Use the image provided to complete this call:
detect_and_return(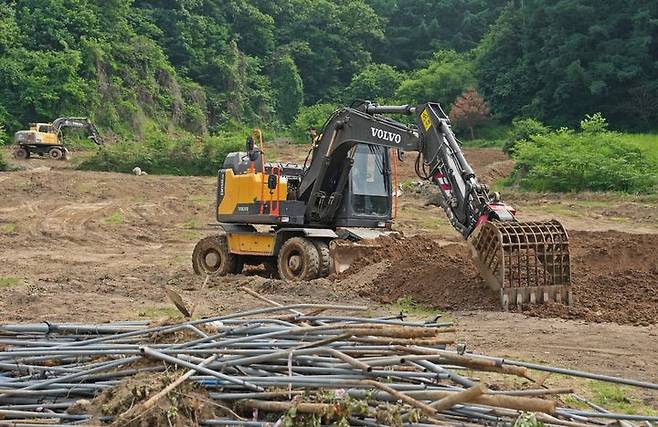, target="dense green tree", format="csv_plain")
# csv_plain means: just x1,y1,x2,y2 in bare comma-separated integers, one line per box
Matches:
270,55,304,125
366,0,508,69
396,50,476,108
0,0,655,140
272,0,384,104
477,0,658,130
344,64,403,104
